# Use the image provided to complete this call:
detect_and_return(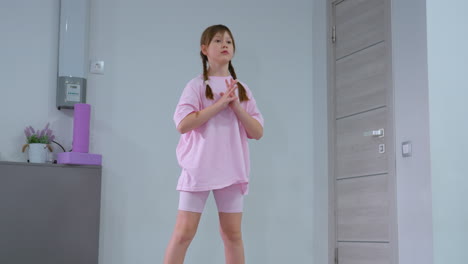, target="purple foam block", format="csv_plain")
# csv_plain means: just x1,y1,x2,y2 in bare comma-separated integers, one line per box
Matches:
57,152,102,166
73,103,91,153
